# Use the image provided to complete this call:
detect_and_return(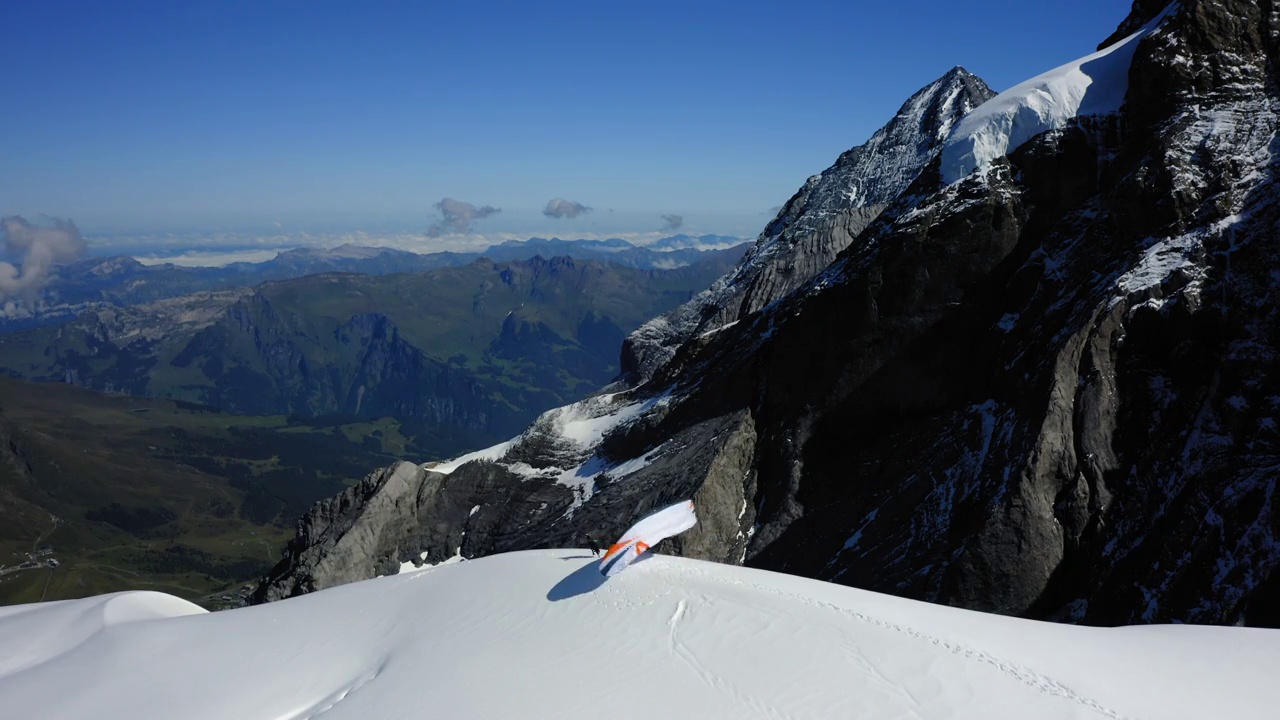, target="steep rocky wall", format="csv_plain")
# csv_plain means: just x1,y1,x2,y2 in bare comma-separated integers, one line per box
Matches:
657,0,1280,624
